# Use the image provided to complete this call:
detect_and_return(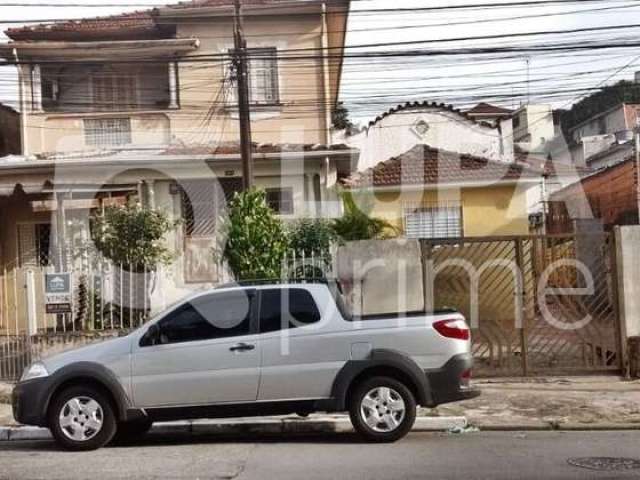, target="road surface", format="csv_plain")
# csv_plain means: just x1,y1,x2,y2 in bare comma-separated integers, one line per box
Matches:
1,430,640,479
